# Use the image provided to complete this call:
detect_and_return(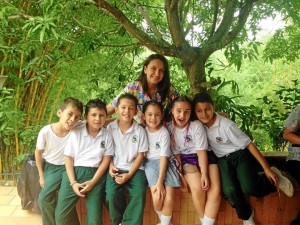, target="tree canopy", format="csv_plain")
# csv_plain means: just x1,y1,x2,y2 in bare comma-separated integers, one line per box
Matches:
93,0,299,92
